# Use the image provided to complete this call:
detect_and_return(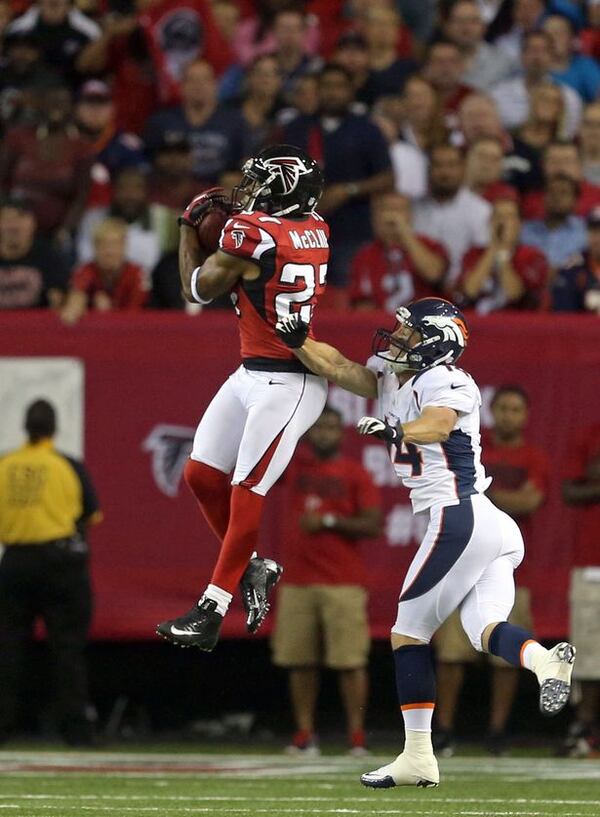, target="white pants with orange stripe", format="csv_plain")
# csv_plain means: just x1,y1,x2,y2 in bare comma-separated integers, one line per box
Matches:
190,366,328,495
392,494,524,650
